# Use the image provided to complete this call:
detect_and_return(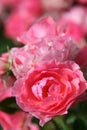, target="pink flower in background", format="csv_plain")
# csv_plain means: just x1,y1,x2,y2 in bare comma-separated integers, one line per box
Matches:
0,75,16,101
84,7,87,36
74,45,87,73
17,16,79,58
18,15,86,49
75,0,87,4
12,61,87,126
18,16,57,44
5,12,32,39
0,0,20,7
41,0,73,11
0,111,40,130
58,6,87,43
4,0,42,39
0,0,20,20
58,19,84,43
61,6,86,25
